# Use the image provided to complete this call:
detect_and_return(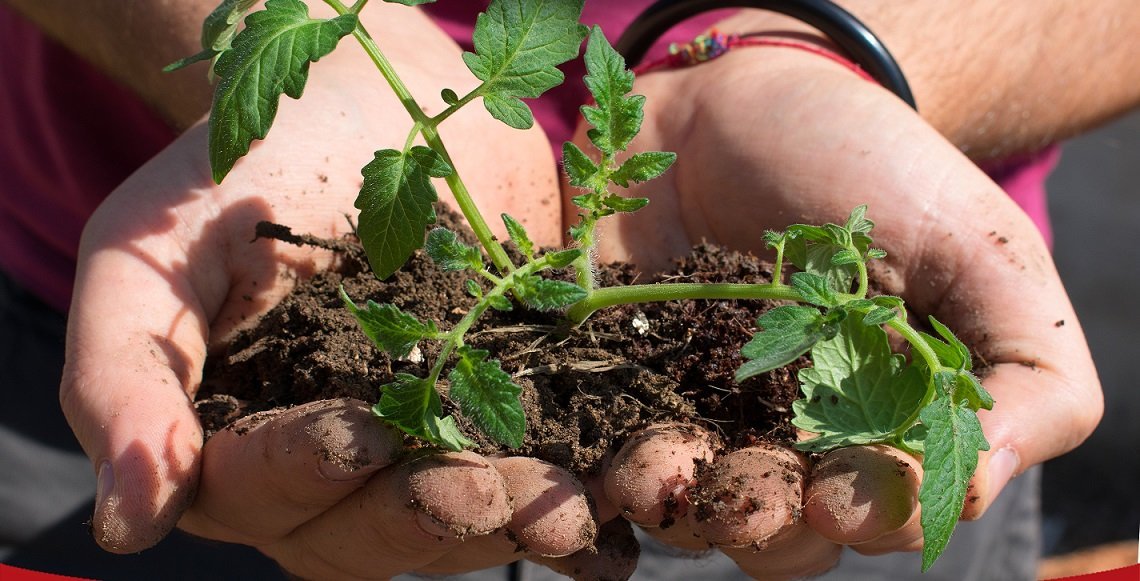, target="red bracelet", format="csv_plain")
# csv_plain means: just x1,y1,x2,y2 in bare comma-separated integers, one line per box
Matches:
633,29,877,85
